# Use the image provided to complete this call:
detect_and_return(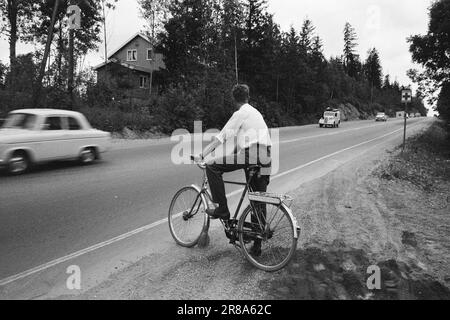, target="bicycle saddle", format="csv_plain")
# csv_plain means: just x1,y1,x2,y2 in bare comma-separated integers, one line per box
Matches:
247,165,261,171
